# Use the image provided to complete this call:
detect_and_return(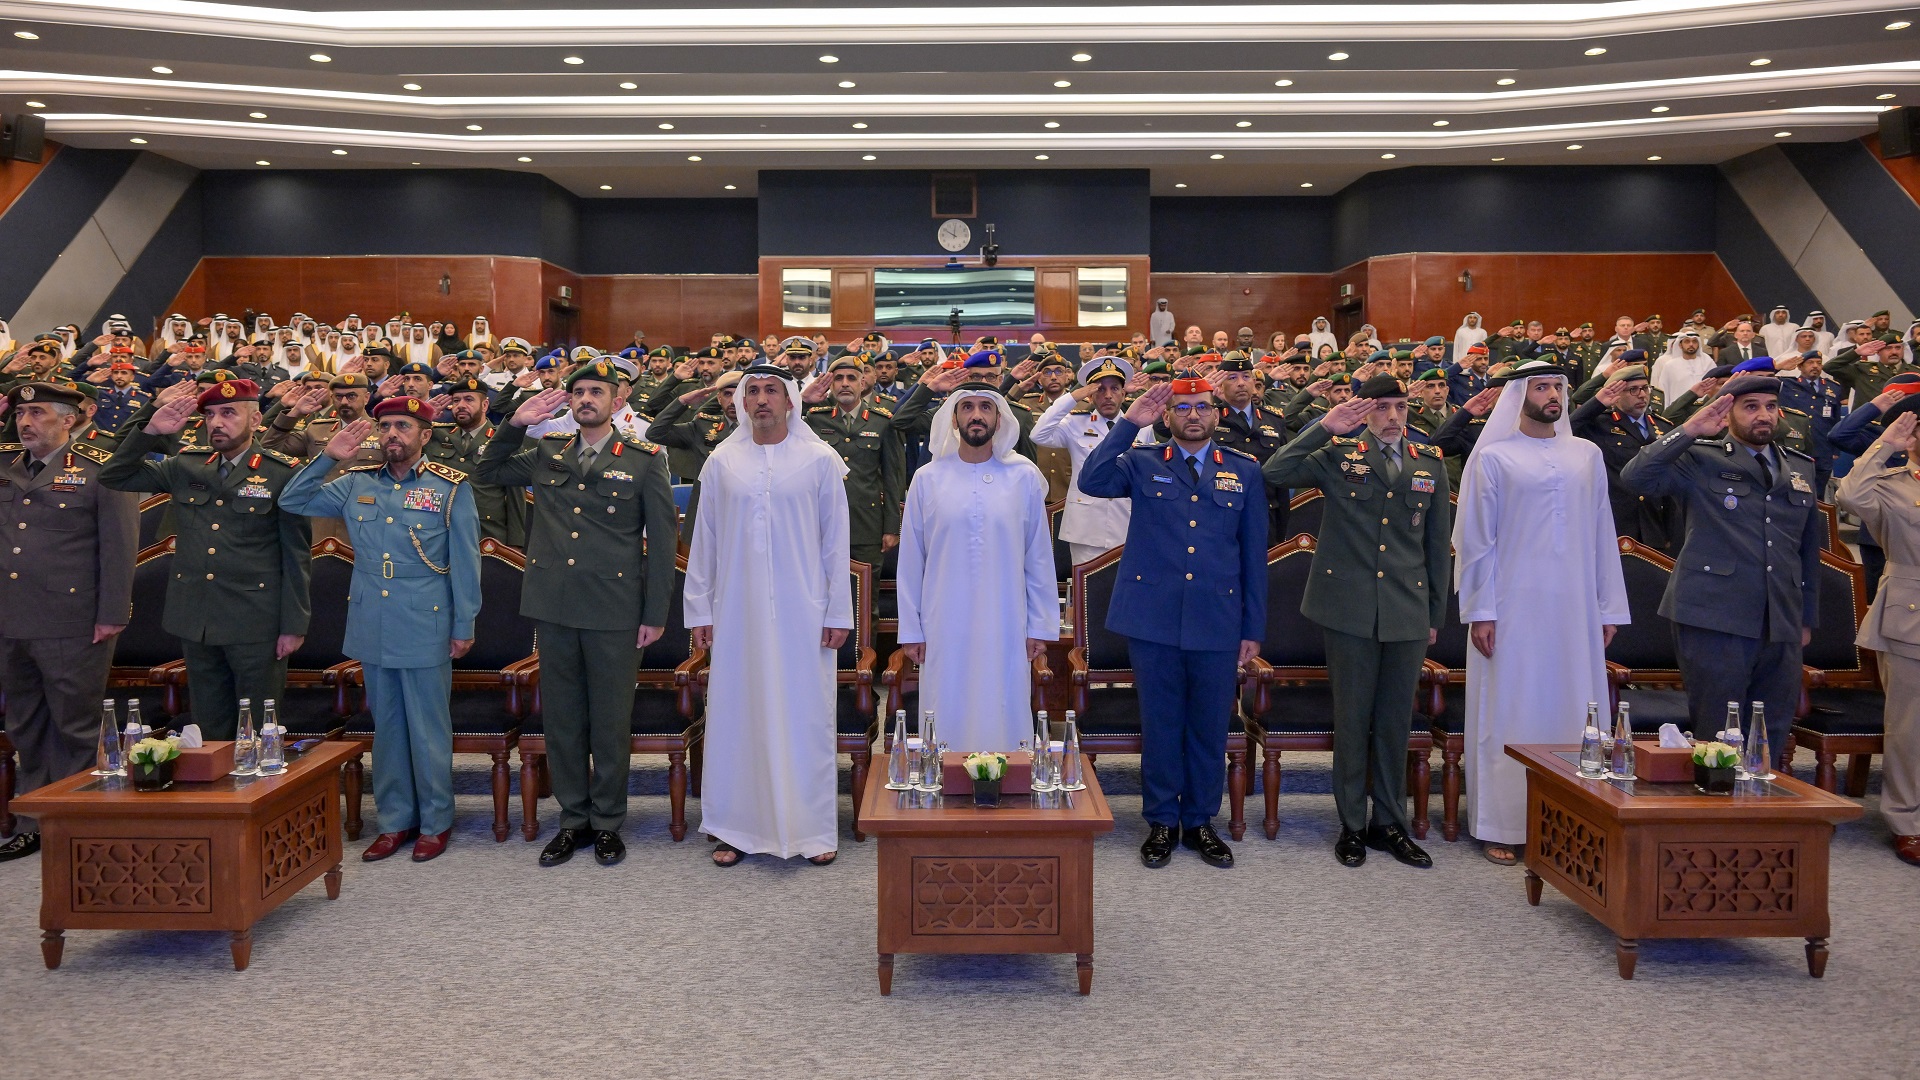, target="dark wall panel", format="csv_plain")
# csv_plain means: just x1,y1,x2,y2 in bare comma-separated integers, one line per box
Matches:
90,175,205,335
540,181,581,270
758,169,1149,256
577,198,758,274
1782,140,1920,310
1150,196,1332,273
0,147,139,316
1712,175,1821,319
201,169,548,258
1330,165,1719,267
